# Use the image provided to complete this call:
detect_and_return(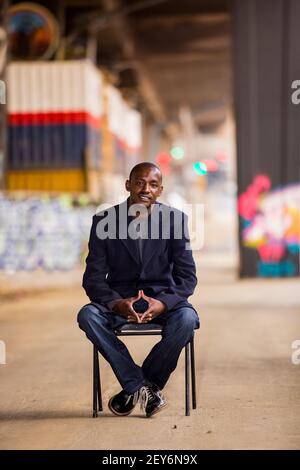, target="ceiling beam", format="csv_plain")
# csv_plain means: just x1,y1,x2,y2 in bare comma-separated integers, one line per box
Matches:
133,13,230,29
64,0,101,5
144,50,230,64
101,0,168,126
